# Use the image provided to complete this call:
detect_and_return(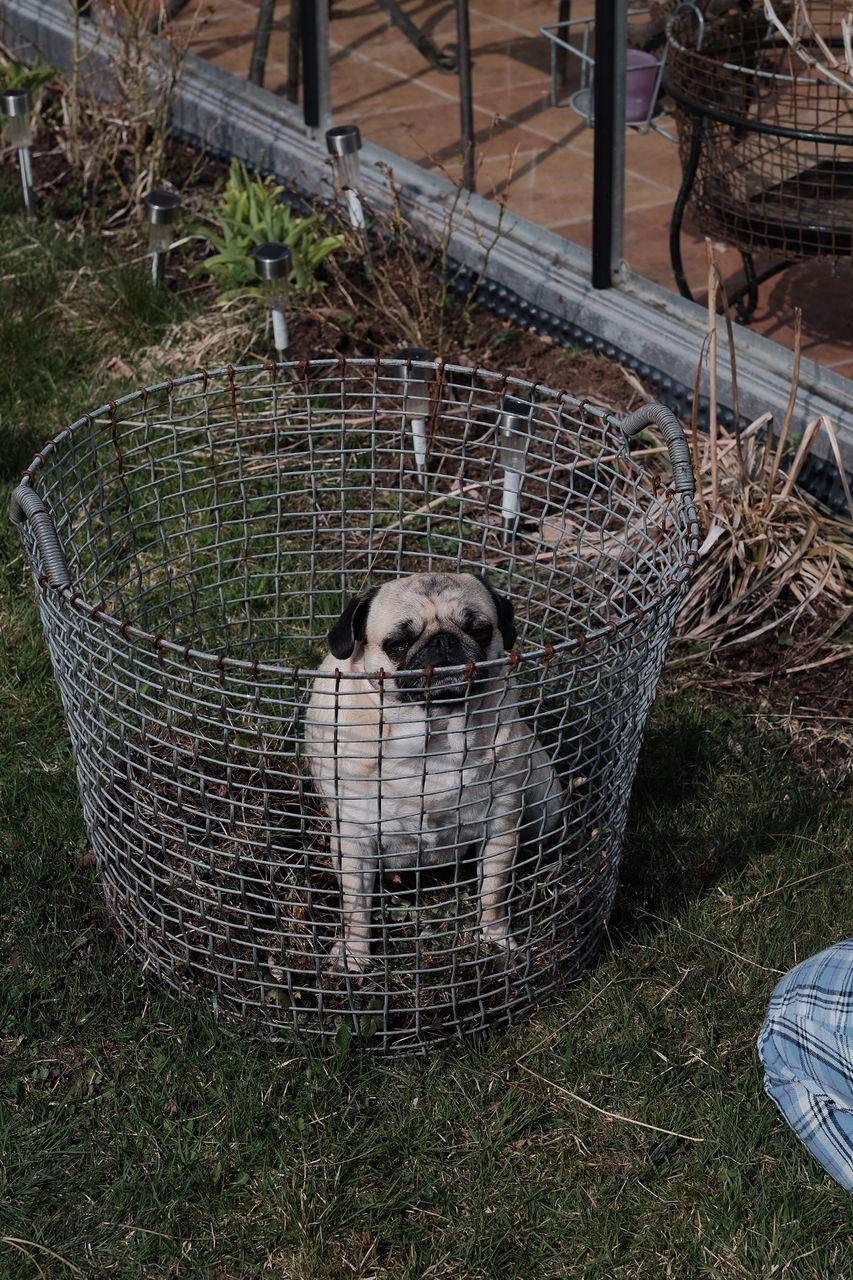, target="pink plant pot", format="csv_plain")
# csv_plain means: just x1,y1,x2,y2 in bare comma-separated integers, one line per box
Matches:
625,48,660,123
